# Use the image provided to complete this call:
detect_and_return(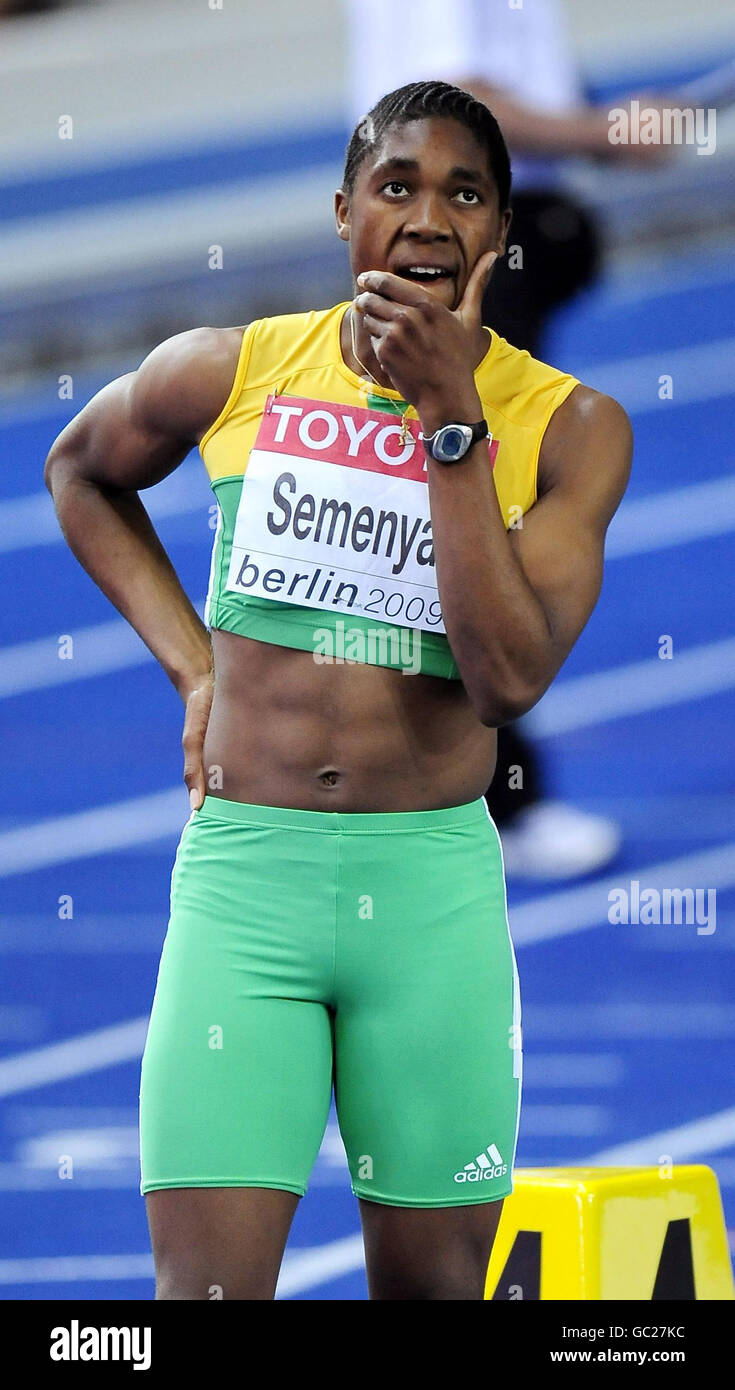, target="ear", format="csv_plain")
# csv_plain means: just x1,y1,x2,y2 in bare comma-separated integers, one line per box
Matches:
335,189,351,243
